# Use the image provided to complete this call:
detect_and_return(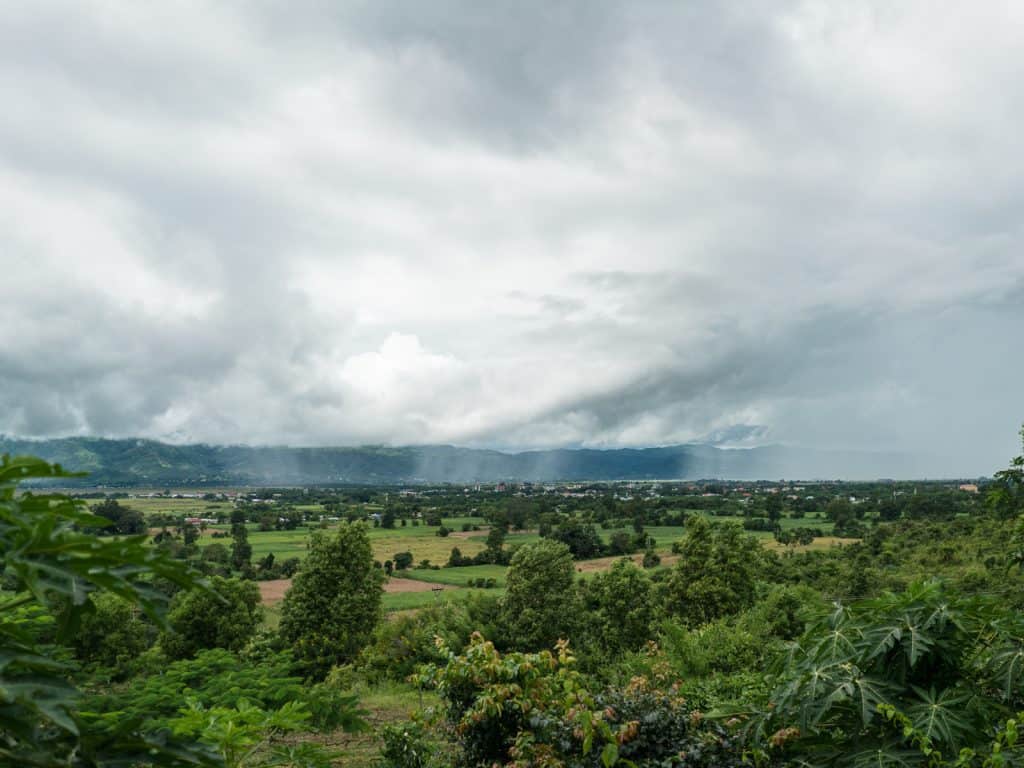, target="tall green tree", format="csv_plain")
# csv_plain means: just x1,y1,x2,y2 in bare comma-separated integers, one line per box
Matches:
578,558,657,659
483,525,506,563
279,523,383,678
93,497,146,535
183,522,200,547
765,492,784,527
230,522,252,572
551,518,604,559
663,516,763,626
988,424,1024,519
501,539,578,651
